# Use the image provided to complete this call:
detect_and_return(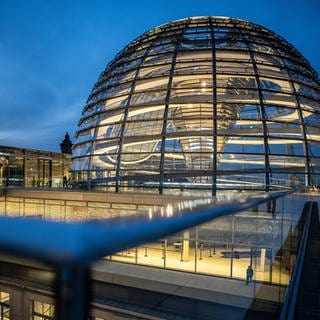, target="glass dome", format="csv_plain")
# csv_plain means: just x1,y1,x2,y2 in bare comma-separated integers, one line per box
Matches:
72,16,320,195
